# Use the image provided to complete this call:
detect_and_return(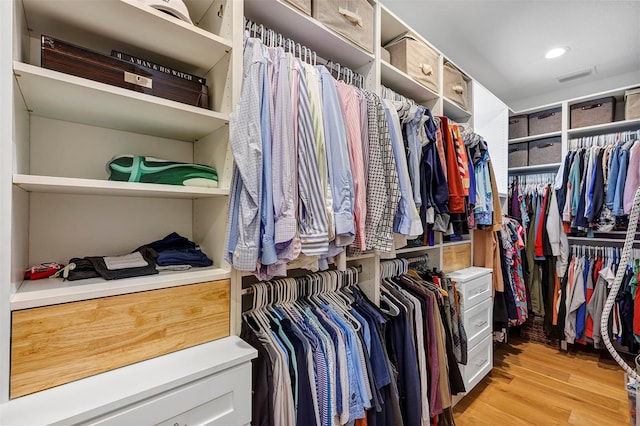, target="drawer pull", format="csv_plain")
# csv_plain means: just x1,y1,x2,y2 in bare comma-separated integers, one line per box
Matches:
473,288,486,296
475,358,487,367
338,7,363,27
420,63,433,76
475,320,488,328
